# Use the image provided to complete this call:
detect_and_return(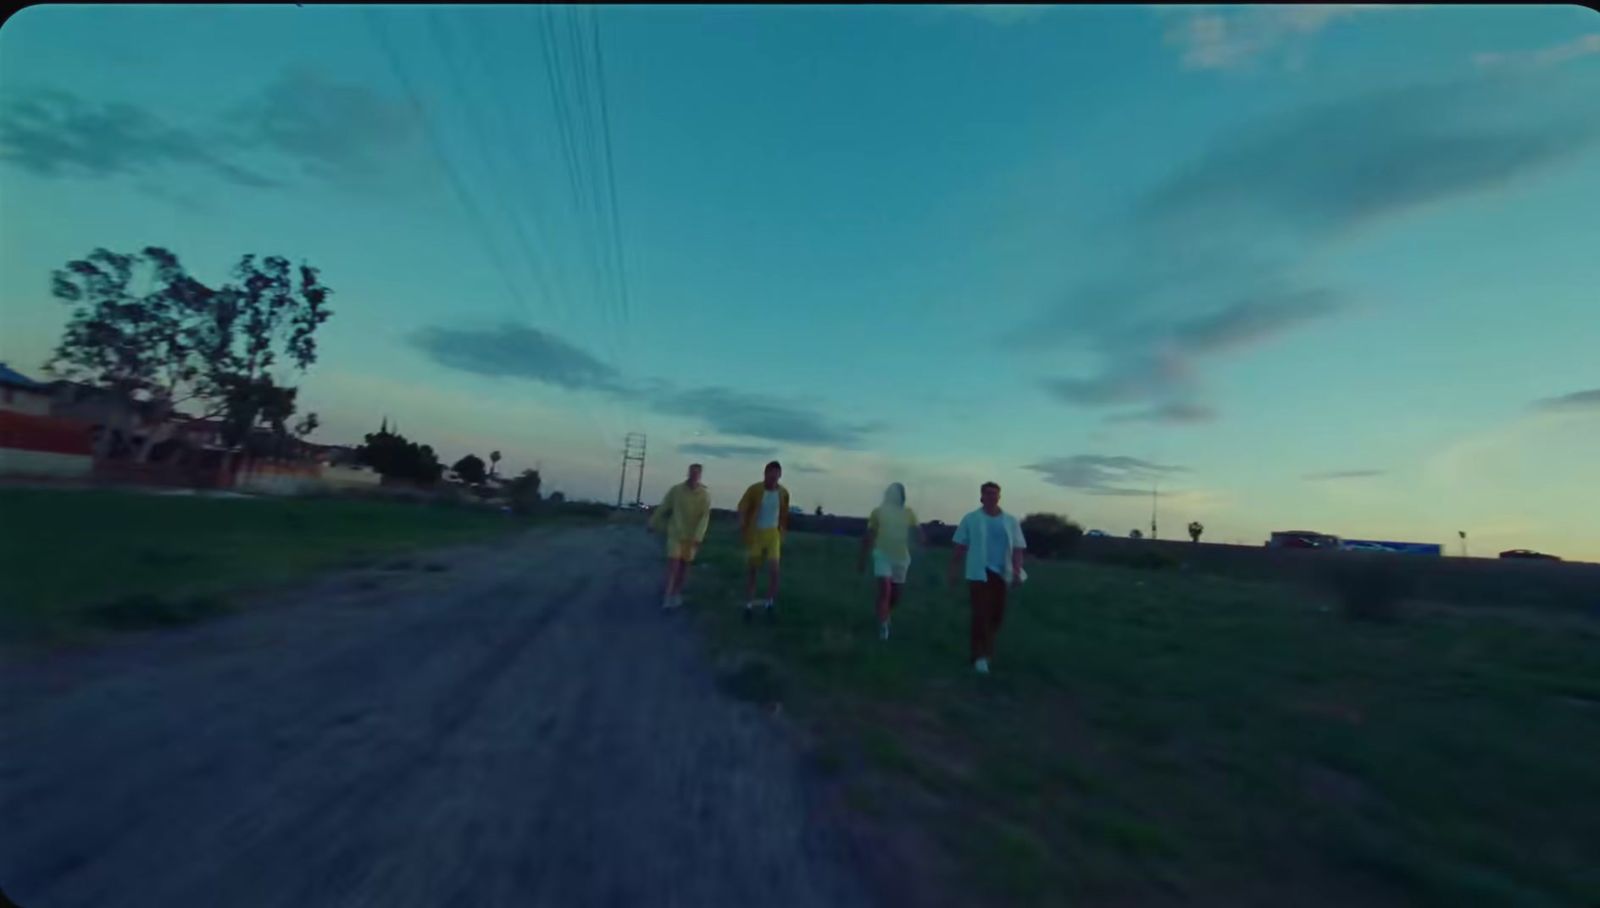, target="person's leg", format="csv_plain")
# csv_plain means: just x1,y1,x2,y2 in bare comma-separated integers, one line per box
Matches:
888,582,903,614
663,557,681,599
986,573,1008,660
674,557,691,598
969,580,988,665
875,578,893,625
766,557,781,606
